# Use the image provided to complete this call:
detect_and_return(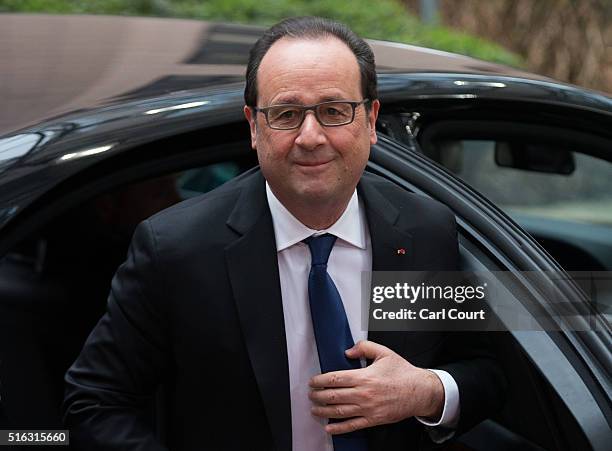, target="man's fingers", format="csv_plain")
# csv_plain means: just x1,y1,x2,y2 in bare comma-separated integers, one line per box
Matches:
311,403,361,419
310,369,361,388
345,340,390,360
309,387,359,405
325,416,371,435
